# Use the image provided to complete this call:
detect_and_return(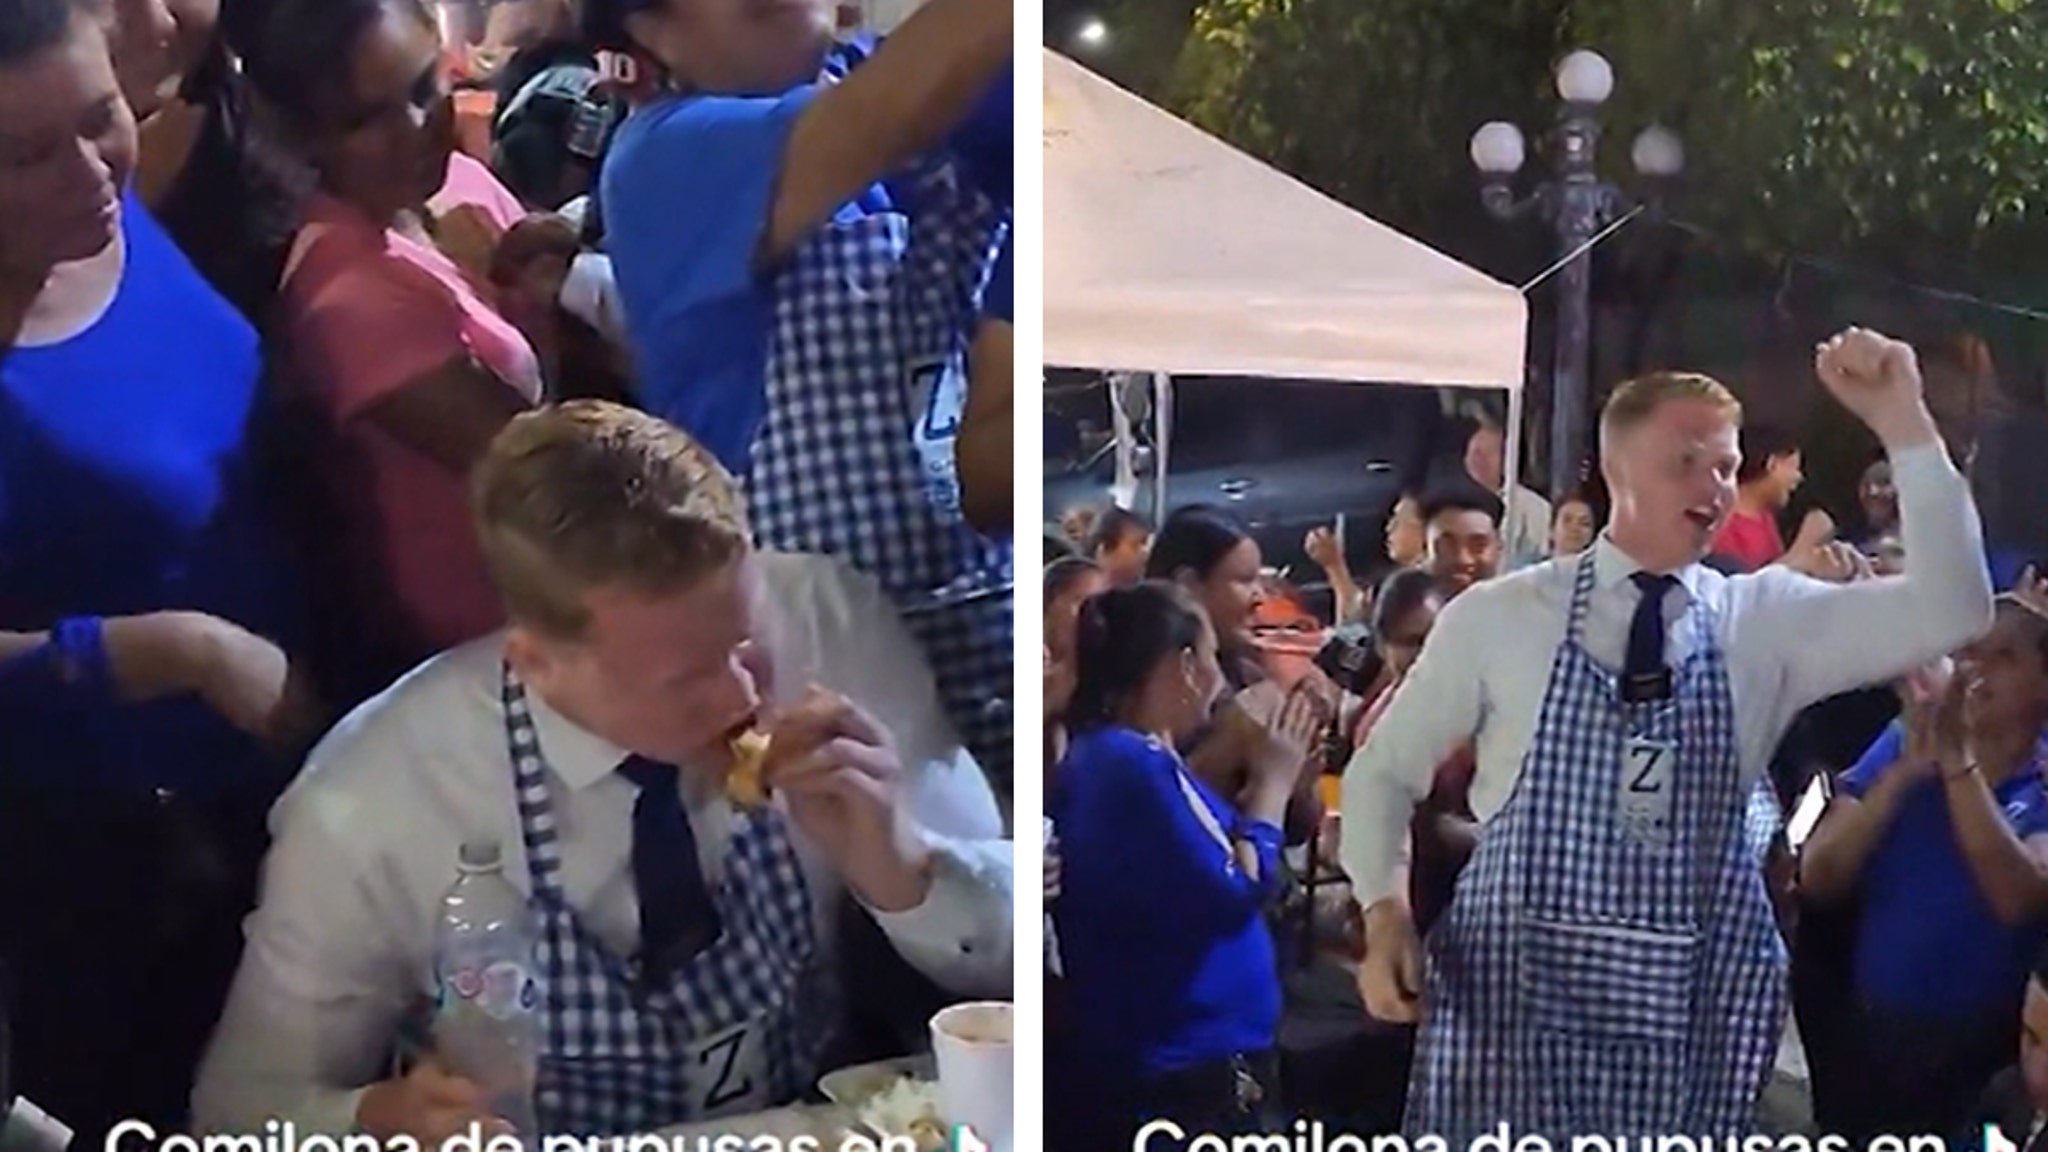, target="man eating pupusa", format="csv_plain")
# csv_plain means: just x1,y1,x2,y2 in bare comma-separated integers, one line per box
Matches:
192,402,1013,1142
